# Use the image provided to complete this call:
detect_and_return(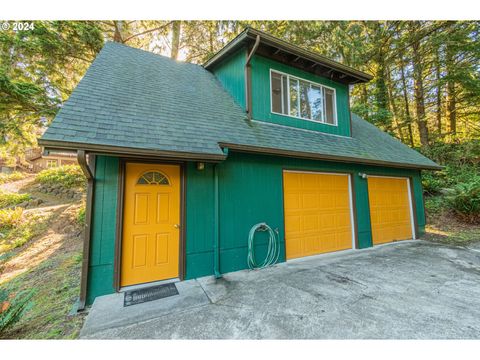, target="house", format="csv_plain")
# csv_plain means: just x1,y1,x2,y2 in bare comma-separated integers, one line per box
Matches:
25,147,77,172
39,28,441,310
